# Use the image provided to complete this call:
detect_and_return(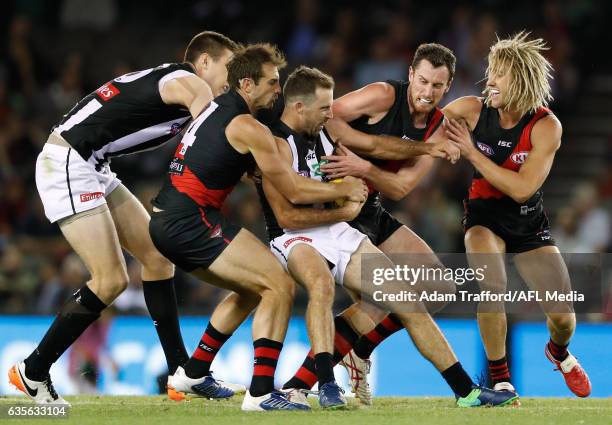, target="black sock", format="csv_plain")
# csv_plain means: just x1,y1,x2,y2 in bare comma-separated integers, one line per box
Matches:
142,278,188,374
314,352,335,386
250,338,282,397
441,362,474,398
184,322,231,378
332,315,360,363
25,285,106,381
353,314,403,360
283,315,359,390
